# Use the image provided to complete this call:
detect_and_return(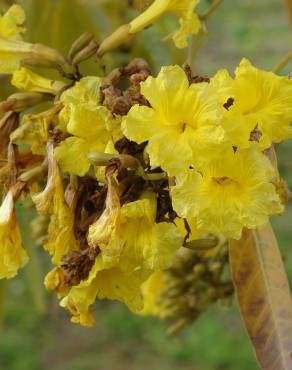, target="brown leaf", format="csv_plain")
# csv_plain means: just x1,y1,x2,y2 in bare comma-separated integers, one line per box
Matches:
283,0,292,24
229,224,292,370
